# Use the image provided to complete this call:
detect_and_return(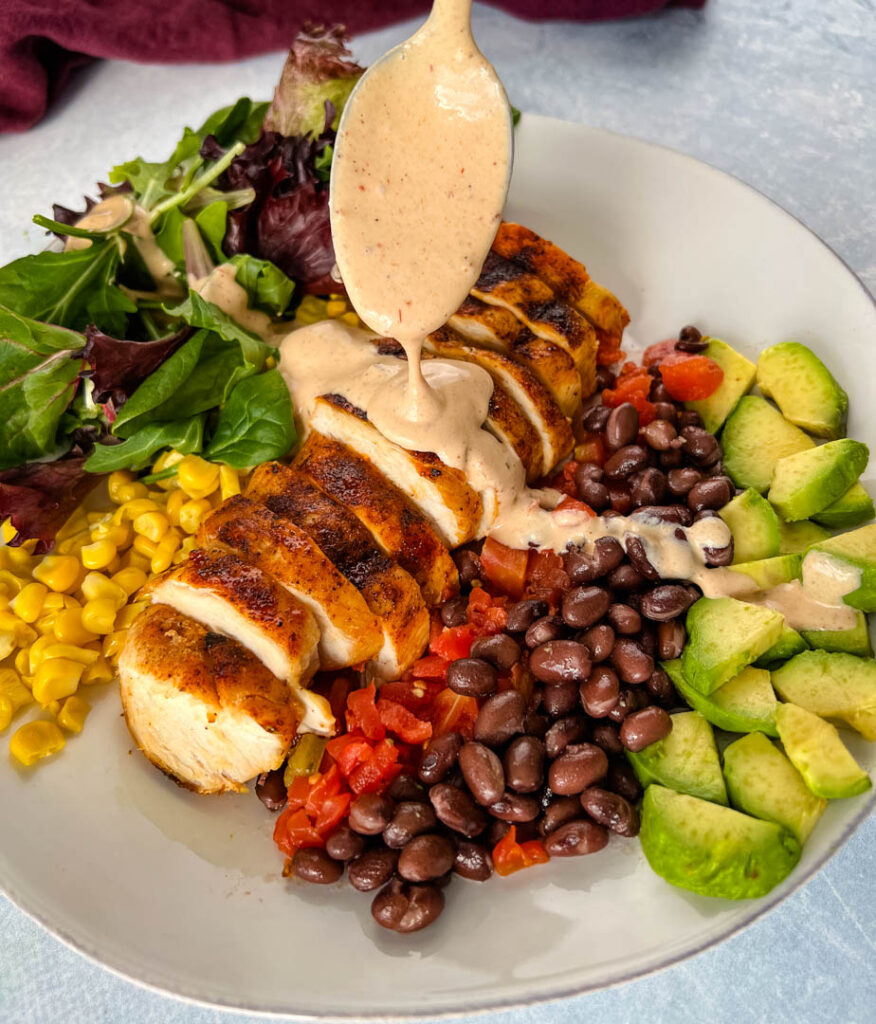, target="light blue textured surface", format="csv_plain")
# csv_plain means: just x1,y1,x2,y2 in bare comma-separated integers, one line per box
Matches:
1,1,874,1021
